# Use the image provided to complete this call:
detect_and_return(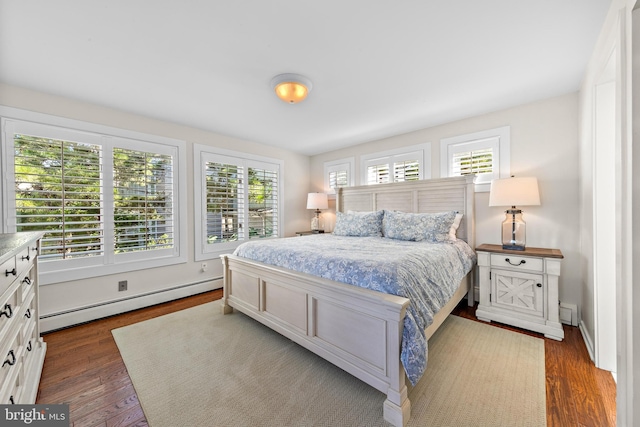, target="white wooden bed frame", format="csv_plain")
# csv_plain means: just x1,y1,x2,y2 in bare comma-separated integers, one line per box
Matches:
220,175,475,427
